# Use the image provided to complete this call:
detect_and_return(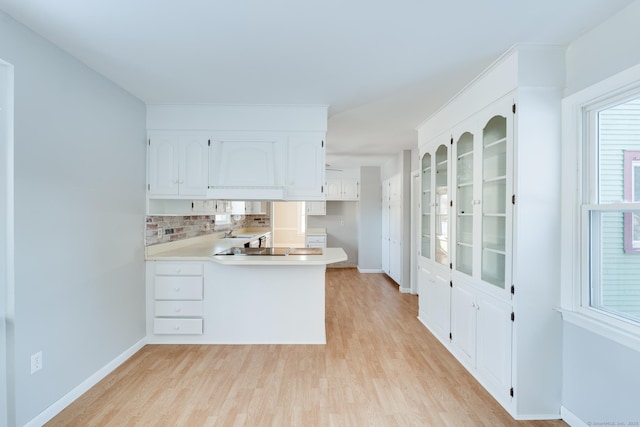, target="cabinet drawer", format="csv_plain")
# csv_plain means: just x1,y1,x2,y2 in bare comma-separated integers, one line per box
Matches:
155,262,203,276
155,300,204,317
306,235,326,244
153,318,203,335
155,277,203,300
